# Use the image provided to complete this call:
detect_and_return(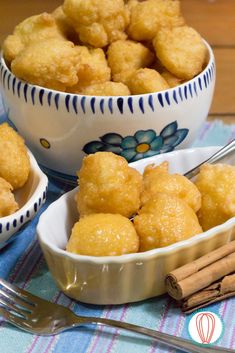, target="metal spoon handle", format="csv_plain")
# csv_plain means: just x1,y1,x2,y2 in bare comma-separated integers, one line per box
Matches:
184,139,235,179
